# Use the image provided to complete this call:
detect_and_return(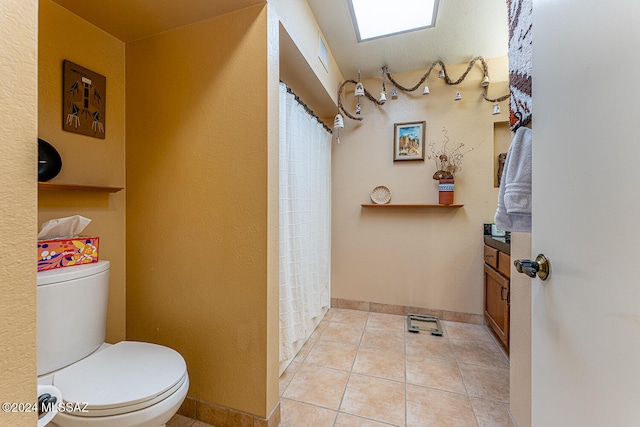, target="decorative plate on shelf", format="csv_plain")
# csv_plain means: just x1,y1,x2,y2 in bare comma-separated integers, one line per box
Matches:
370,186,391,204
